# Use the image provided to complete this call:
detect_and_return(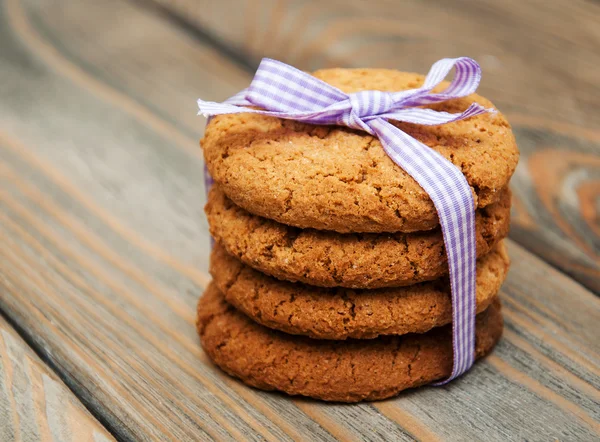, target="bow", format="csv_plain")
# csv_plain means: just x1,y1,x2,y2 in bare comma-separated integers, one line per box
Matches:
198,57,494,383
